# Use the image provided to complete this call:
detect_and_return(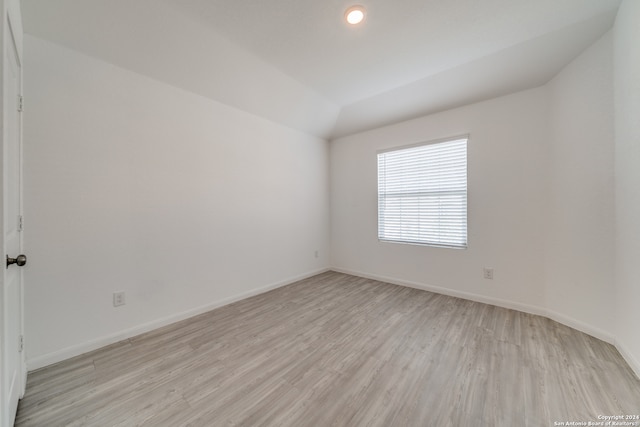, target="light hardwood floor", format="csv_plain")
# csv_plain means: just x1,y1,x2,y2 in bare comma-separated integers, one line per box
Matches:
16,271,640,426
